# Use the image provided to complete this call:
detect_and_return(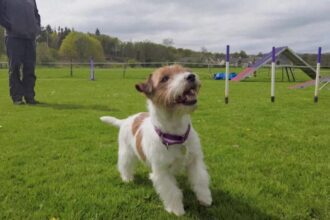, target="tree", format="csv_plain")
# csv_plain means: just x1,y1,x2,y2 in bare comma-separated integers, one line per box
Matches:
122,41,135,59
94,34,121,60
201,47,208,53
59,32,105,62
56,27,72,49
162,38,174,47
200,47,212,63
257,52,263,57
239,50,248,58
36,42,58,63
95,28,101,36
38,25,56,48
37,25,72,50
